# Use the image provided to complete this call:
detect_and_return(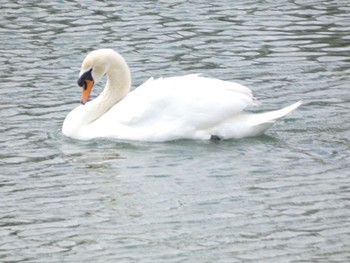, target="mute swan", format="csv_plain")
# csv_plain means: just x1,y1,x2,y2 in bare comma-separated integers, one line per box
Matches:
62,49,301,141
